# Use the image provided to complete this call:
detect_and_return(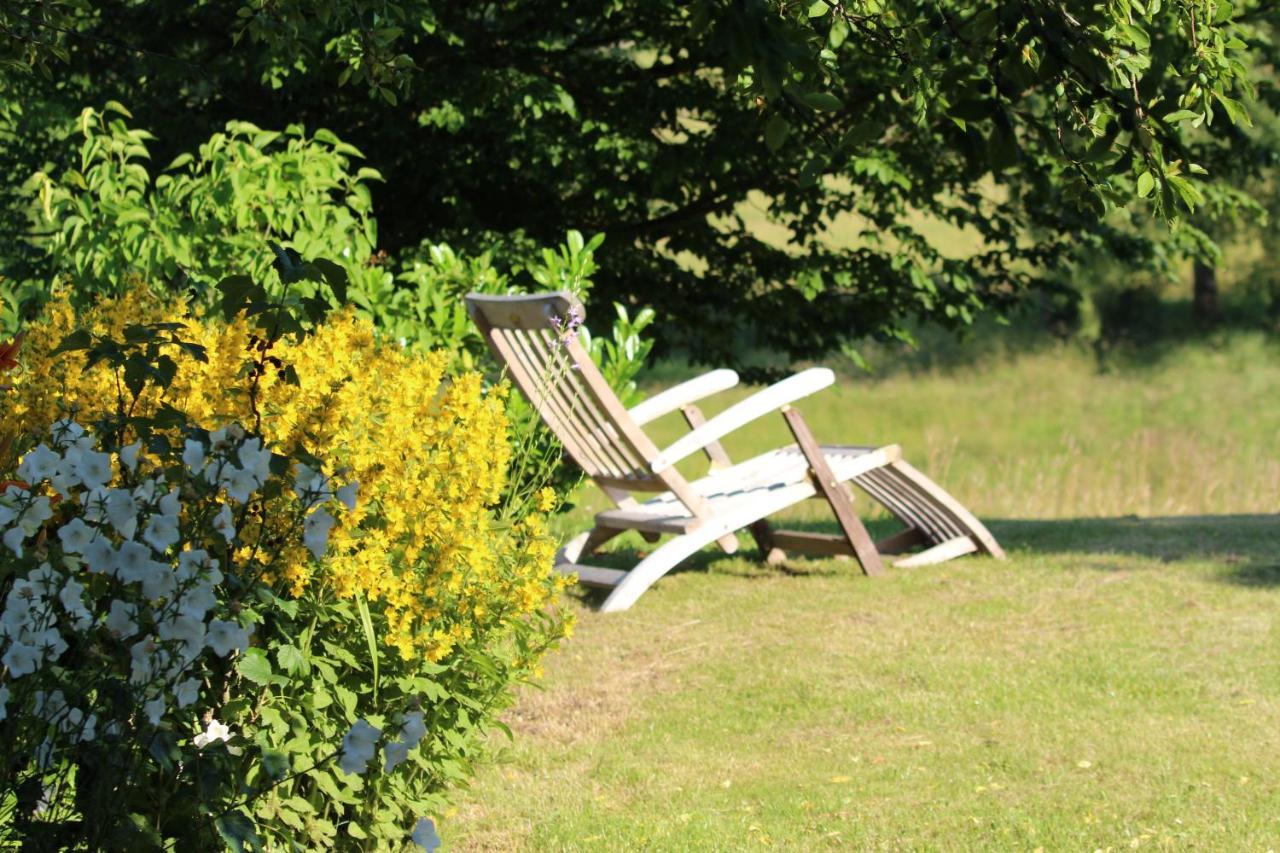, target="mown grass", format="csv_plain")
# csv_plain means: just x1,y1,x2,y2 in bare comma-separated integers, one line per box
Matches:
446,334,1280,851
